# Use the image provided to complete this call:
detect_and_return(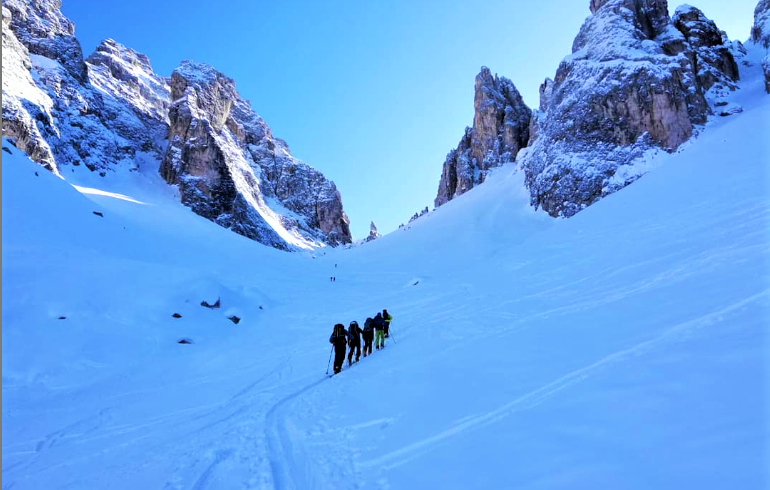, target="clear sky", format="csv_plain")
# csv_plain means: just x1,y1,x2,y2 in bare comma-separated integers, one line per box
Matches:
60,0,758,239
